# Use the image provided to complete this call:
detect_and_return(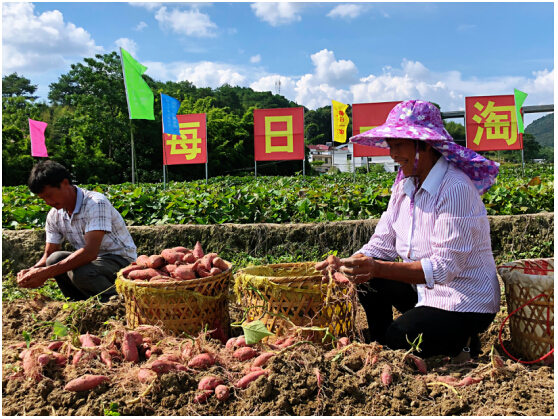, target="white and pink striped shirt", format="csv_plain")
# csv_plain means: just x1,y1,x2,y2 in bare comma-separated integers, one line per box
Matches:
356,157,500,313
